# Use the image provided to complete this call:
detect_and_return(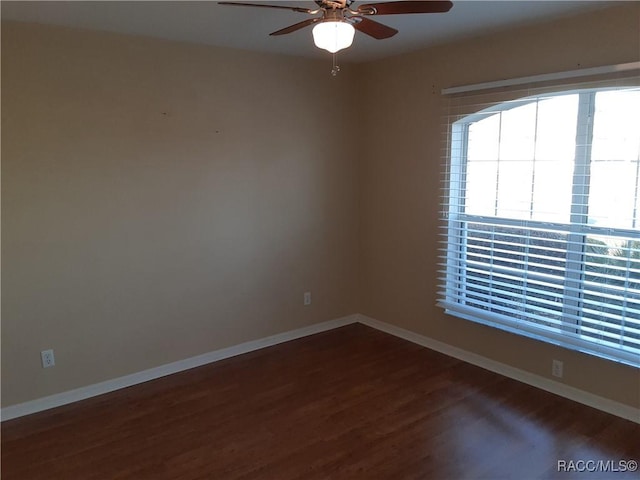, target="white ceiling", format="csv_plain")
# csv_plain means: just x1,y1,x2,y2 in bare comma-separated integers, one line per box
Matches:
1,1,617,62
